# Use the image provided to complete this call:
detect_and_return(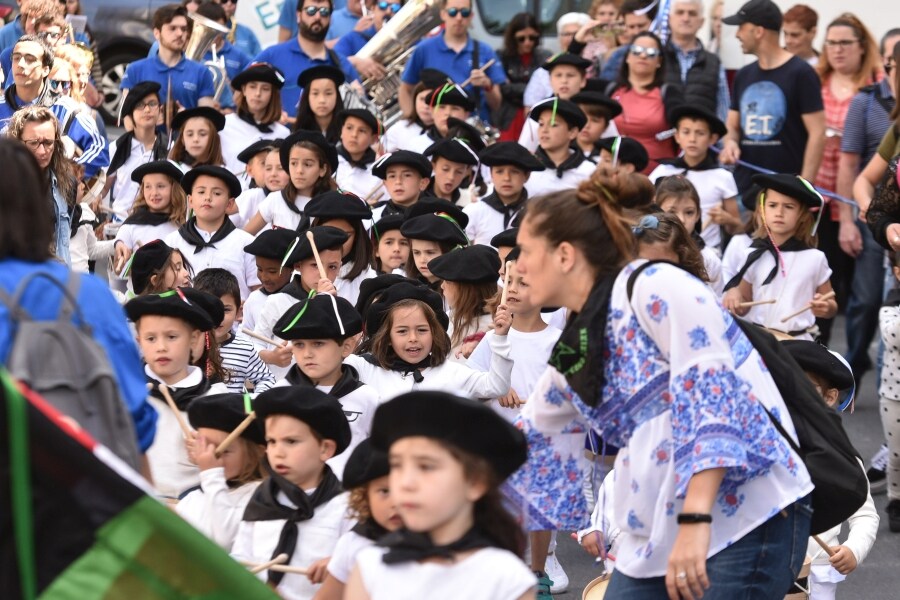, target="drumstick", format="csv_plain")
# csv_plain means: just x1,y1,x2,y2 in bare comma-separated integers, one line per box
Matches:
157,382,192,438
362,182,382,203
248,553,289,574
780,291,836,323
239,561,309,575
367,191,385,206
306,230,328,280
214,412,256,457
812,534,836,557
240,327,283,347
500,262,513,306
460,58,496,87
738,299,776,308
